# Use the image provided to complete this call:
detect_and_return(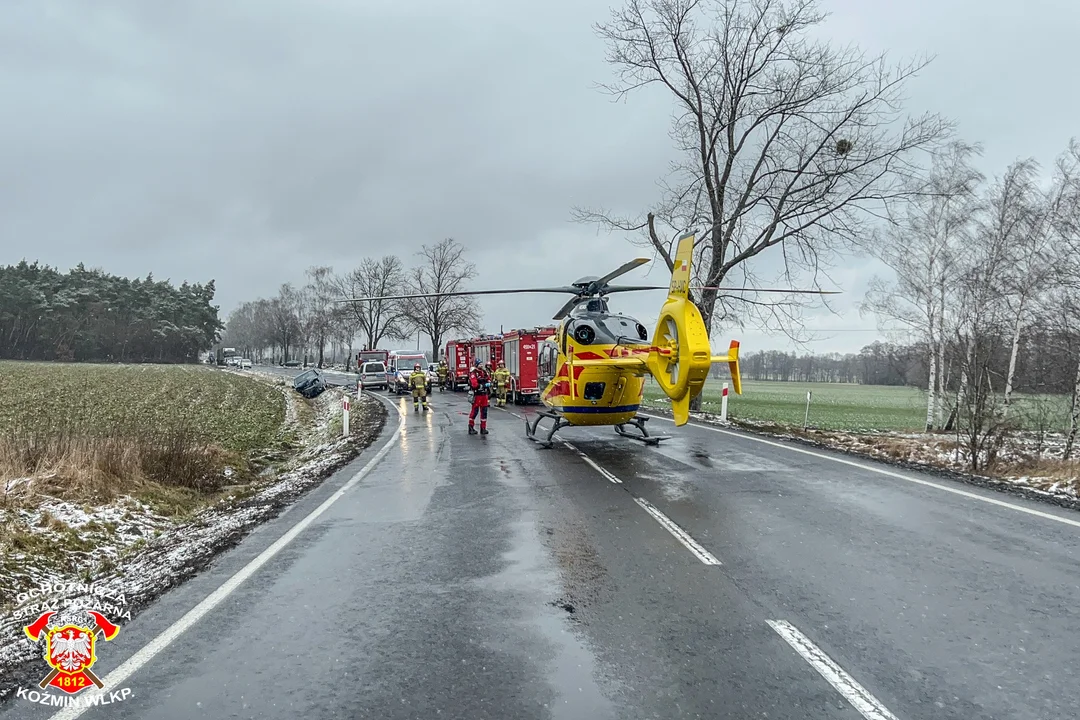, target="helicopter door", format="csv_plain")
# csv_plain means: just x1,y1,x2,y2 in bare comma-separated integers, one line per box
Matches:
612,376,627,406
